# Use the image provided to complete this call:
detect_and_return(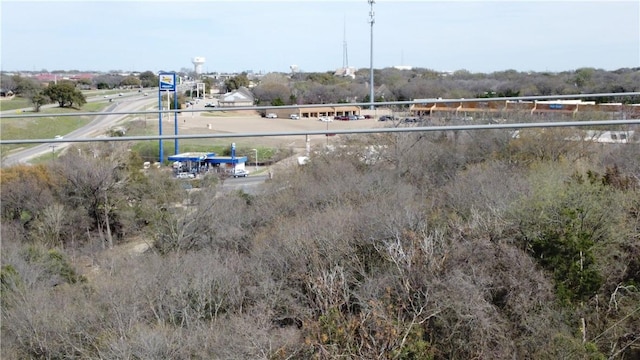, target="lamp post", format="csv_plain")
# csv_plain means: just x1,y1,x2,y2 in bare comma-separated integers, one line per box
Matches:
368,0,375,110
251,148,258,171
